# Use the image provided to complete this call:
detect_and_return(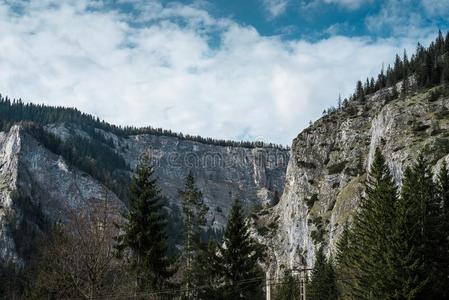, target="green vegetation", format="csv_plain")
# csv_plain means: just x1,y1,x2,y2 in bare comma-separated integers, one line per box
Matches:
211,199,266,299
297,160,317,169
323,30,449,117
305,193,318,210
335,150,449,299
307,247,338,300
327,160,347,174
25,124,132,202
178,172,209,299
309,216,327,245
114,155,175,292
0,96,287,150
